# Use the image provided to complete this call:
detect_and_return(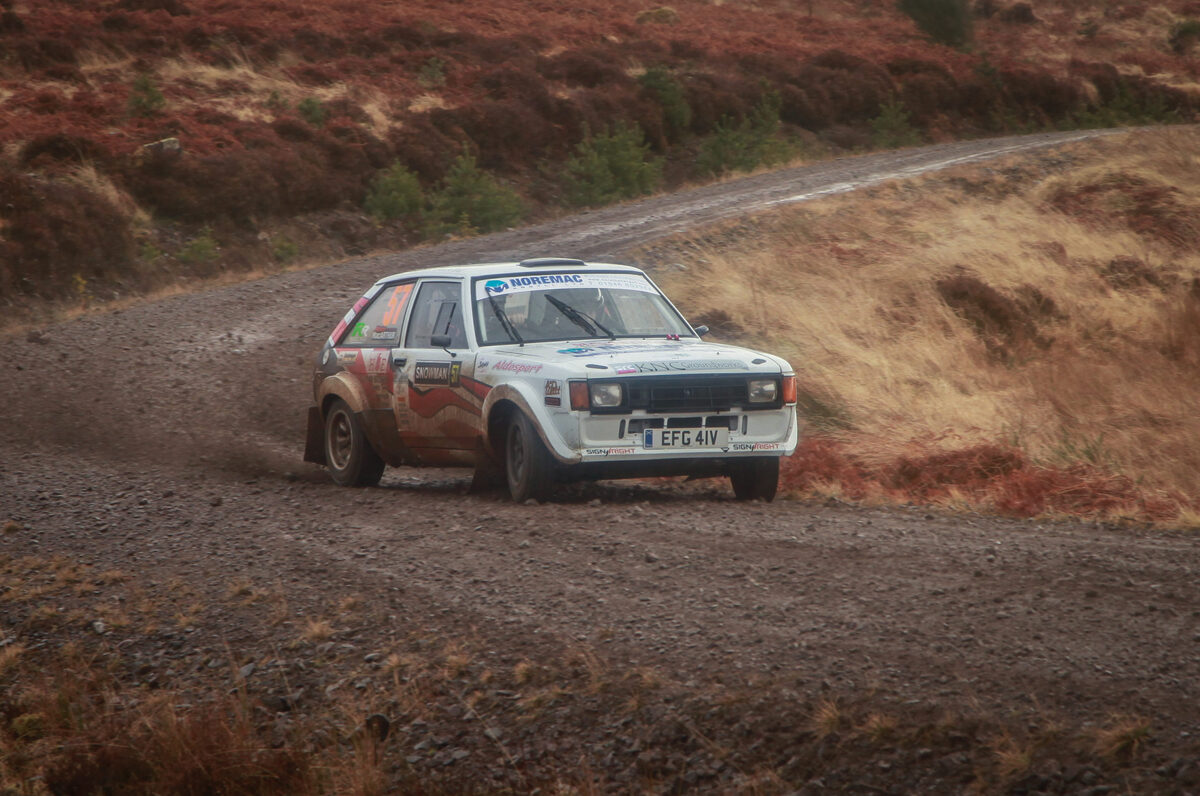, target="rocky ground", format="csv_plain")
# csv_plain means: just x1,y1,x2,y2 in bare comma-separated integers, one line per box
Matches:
4,130,1200,793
